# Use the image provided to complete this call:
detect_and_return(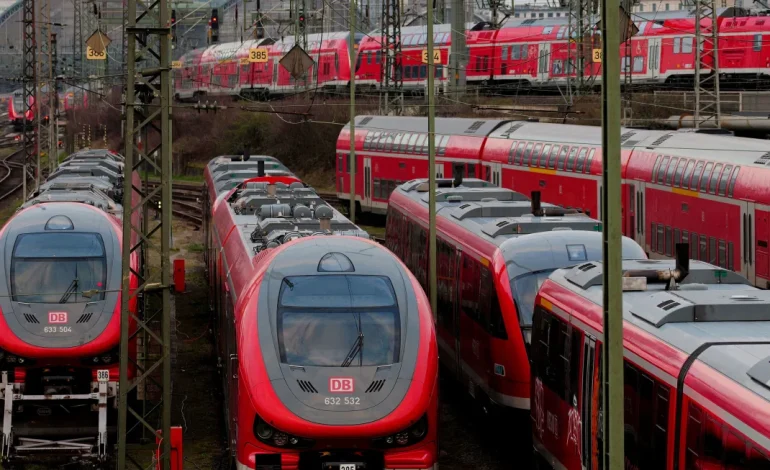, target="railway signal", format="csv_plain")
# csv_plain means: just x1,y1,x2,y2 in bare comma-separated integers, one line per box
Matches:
210,9,219,43
171,9,177,43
